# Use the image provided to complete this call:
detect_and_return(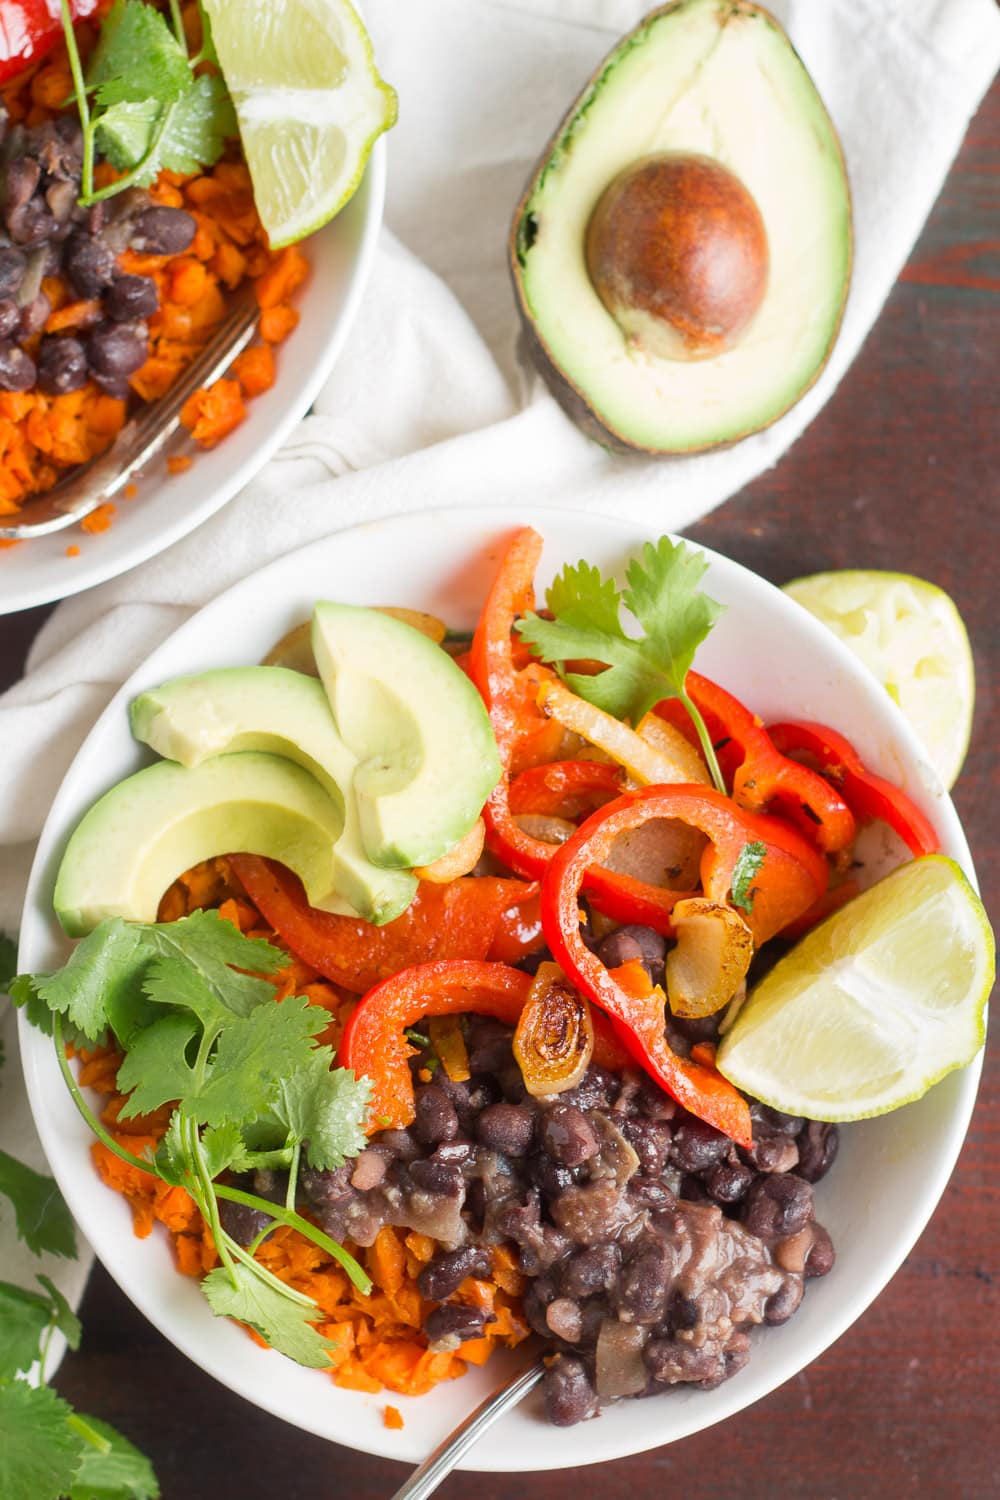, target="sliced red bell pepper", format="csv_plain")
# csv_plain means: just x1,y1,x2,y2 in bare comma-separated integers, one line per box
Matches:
338,958,629,1129
486,887,544,964
766,721,940,857
230,855,537,995
539,786,833,1145
508,759,625,820
0,0,98,84
657,674,856,856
